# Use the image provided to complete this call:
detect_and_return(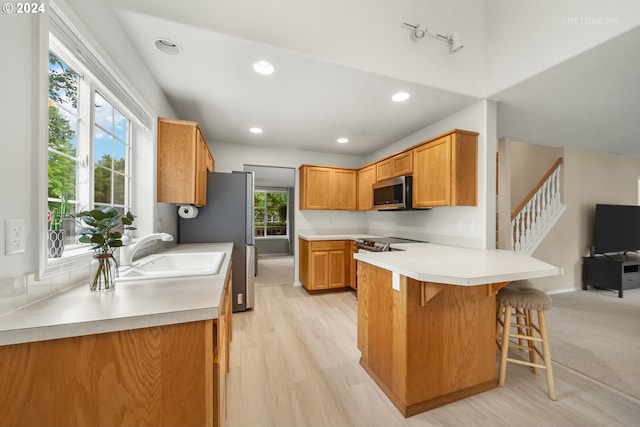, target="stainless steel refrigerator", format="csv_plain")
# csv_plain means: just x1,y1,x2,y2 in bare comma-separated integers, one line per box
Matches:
178,171,255,312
